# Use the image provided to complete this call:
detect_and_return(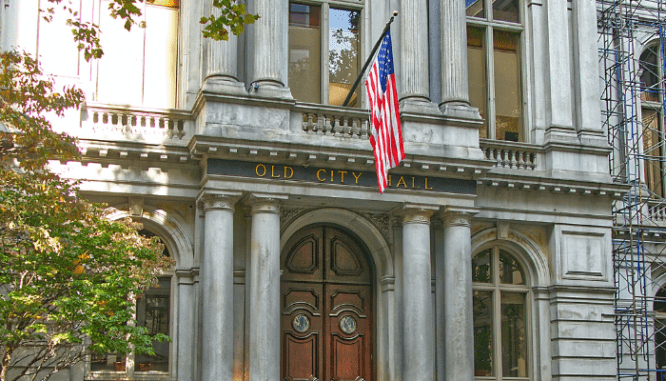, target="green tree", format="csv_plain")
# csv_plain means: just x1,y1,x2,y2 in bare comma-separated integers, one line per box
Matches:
0,50,174,381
